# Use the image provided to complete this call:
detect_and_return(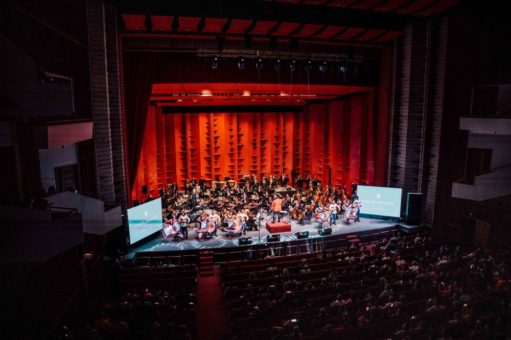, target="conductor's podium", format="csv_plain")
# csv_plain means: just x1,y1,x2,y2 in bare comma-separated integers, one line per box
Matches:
266,221,292,233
